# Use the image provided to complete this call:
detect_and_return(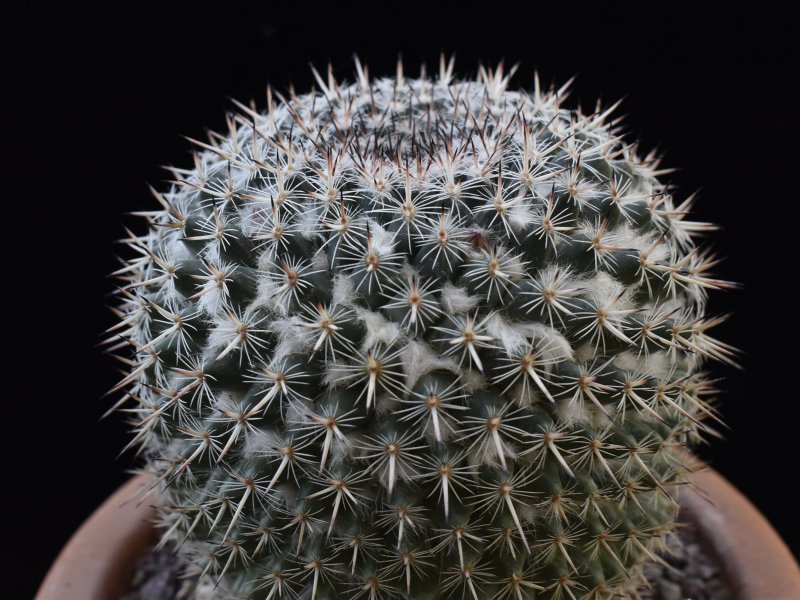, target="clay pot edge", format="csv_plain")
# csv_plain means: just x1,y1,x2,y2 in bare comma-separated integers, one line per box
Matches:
36,475,157,600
